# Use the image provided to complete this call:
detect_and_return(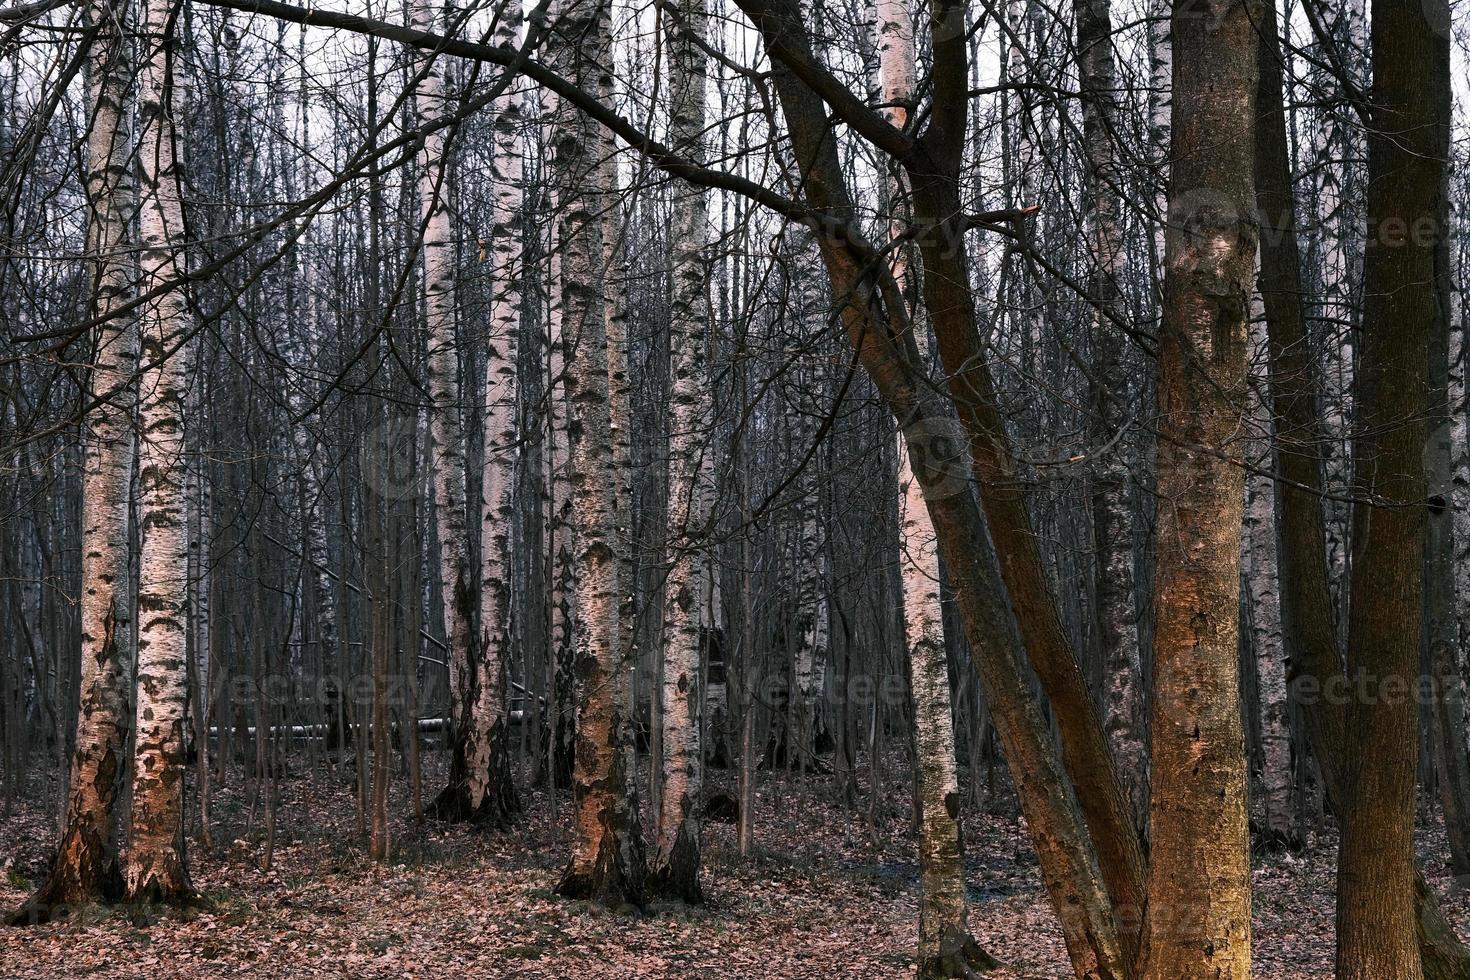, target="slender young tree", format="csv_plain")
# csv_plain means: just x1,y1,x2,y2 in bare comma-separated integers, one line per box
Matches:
1244,302,1293,847
1075,0,1146,831
876,0,993,971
